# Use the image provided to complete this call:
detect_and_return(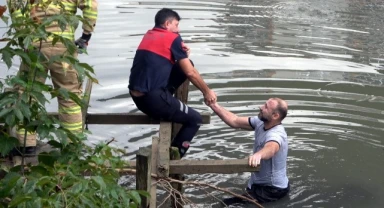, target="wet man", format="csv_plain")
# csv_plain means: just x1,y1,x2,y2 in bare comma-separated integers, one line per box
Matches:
209,98,290,203
128,8,217,157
